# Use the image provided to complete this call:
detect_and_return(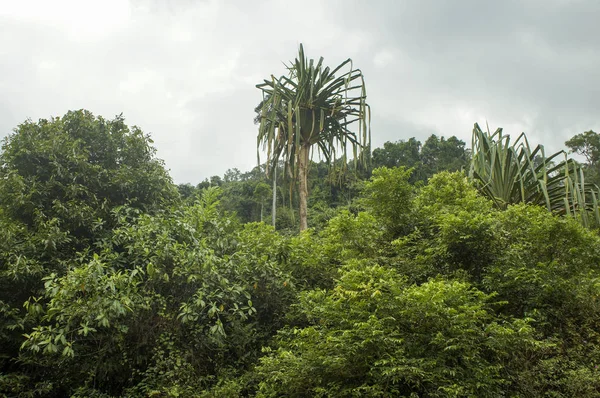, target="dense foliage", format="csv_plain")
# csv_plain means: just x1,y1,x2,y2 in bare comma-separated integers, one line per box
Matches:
183,133,469,233
2,110,600,397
